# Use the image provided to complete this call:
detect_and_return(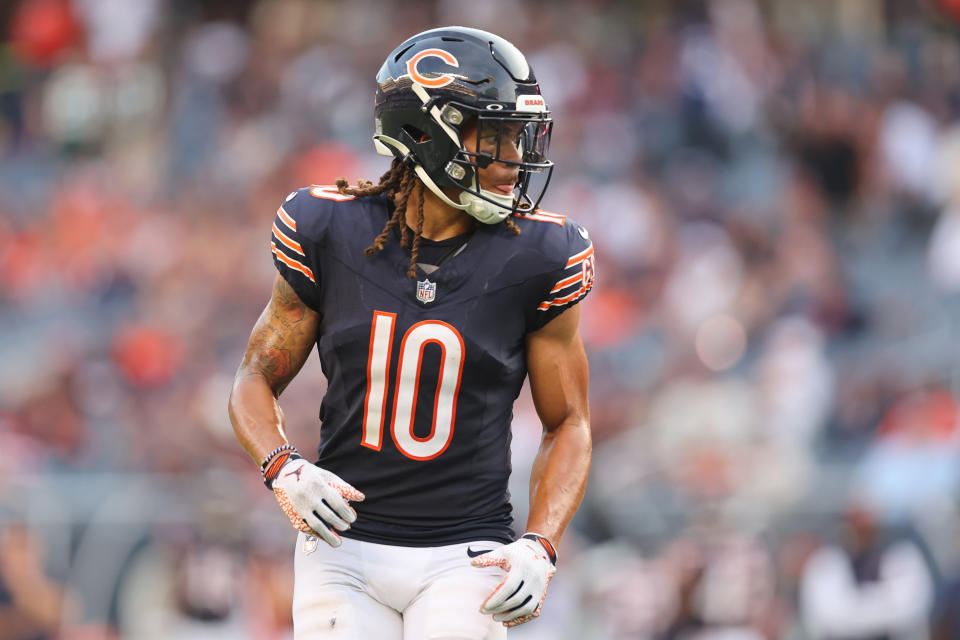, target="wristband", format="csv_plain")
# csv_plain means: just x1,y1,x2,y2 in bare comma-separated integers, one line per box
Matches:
521,532,558,565
260,444,301,489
